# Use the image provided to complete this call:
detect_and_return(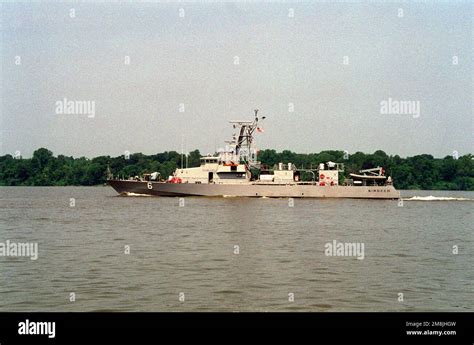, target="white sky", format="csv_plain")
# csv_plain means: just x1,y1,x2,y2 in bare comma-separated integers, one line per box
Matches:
1,1,472,158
